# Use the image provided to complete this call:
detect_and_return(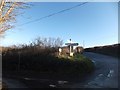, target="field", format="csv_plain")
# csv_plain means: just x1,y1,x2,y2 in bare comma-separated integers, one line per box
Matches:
85,44,119,57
